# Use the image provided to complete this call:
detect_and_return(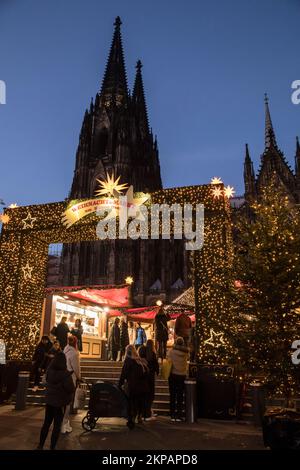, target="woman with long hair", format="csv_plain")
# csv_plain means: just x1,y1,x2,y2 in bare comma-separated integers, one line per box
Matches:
61,335,81,434
119,344,149,429
37,352,75,450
